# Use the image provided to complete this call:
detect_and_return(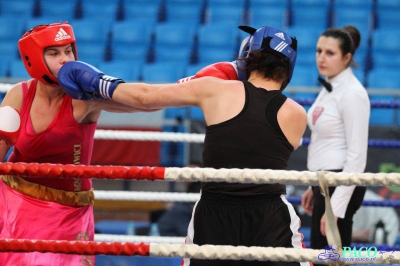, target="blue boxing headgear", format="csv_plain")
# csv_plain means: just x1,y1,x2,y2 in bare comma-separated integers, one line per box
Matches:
237,25,297,90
